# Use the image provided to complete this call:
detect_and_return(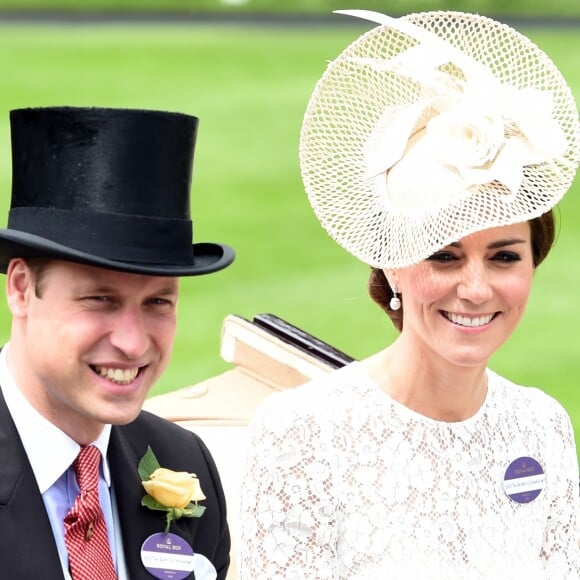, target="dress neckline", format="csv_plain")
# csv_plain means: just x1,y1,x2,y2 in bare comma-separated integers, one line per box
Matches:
346,360,494,429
